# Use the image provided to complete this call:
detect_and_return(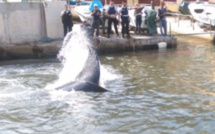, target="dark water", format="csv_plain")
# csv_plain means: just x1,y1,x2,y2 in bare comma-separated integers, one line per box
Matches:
0,37,215,134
